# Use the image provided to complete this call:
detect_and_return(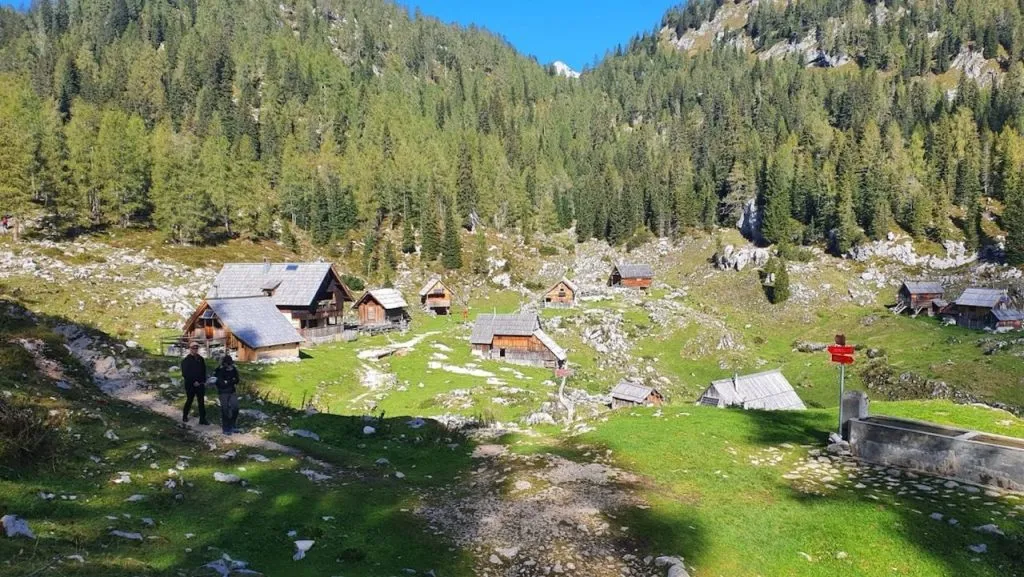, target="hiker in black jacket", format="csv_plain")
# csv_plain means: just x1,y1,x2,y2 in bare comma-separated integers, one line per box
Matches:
181,343,209,425
214,355,240,435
